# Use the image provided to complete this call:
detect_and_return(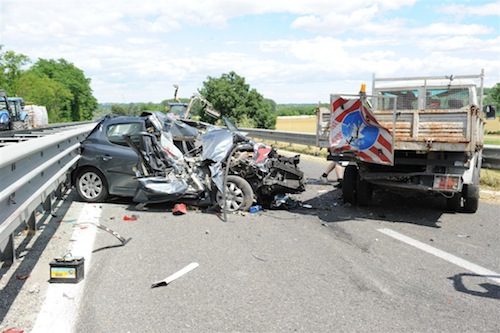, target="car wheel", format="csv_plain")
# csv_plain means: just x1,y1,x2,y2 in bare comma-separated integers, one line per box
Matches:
343,165,358,204
76,168,109,202
217,175,254,212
